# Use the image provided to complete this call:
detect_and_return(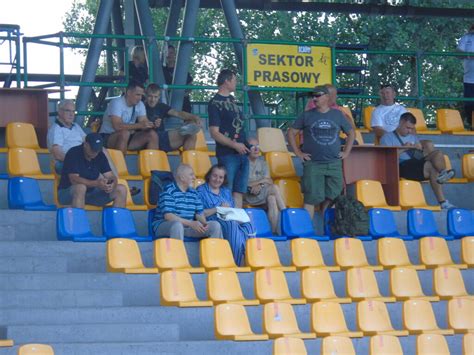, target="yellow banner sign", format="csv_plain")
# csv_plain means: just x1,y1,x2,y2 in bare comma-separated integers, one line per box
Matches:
246,44,332,88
